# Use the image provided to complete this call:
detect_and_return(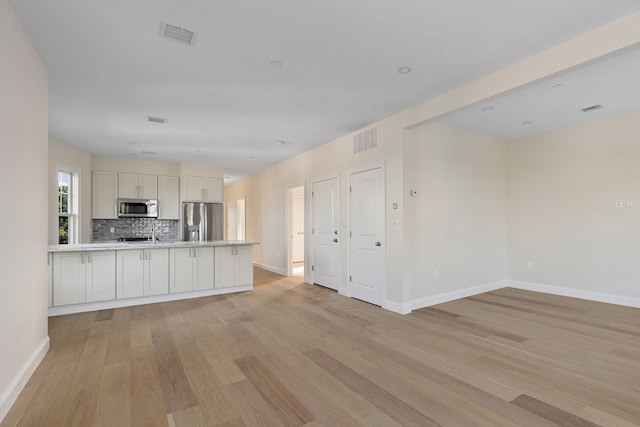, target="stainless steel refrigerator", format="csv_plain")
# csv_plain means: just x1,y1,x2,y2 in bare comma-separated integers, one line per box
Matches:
182,202,224,241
